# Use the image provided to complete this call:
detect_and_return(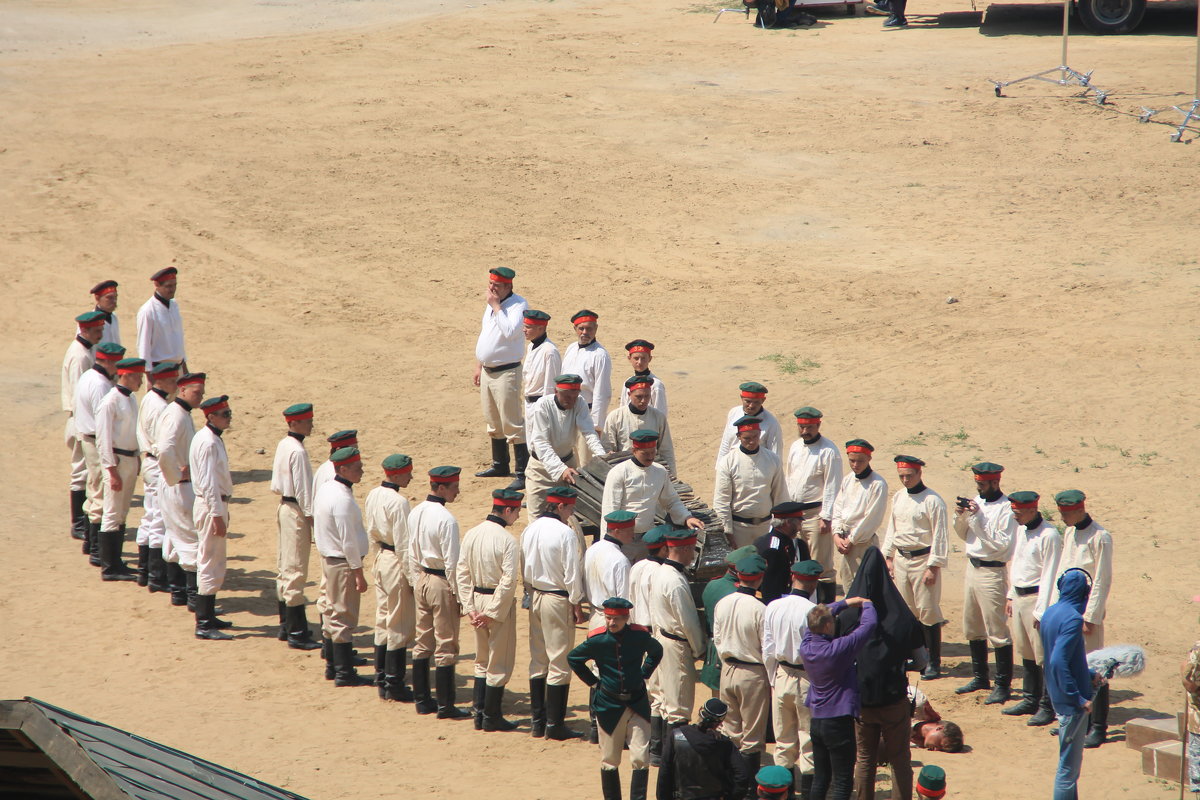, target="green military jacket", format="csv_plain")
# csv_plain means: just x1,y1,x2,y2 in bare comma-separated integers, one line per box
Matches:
568,624,664,733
